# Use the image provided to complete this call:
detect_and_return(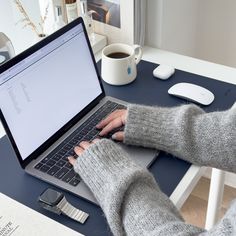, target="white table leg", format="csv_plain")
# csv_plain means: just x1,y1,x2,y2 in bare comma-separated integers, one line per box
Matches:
205,168,225,230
